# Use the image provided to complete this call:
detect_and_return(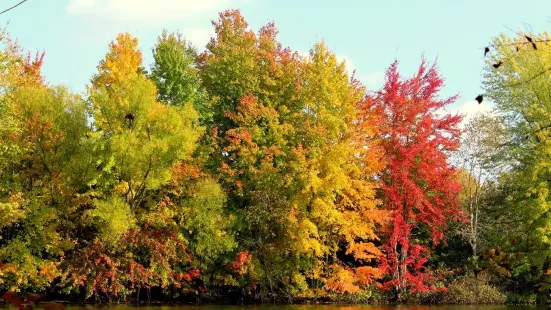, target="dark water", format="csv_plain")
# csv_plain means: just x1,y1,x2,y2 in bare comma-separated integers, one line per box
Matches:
36,305,545,310
0,306,547,310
